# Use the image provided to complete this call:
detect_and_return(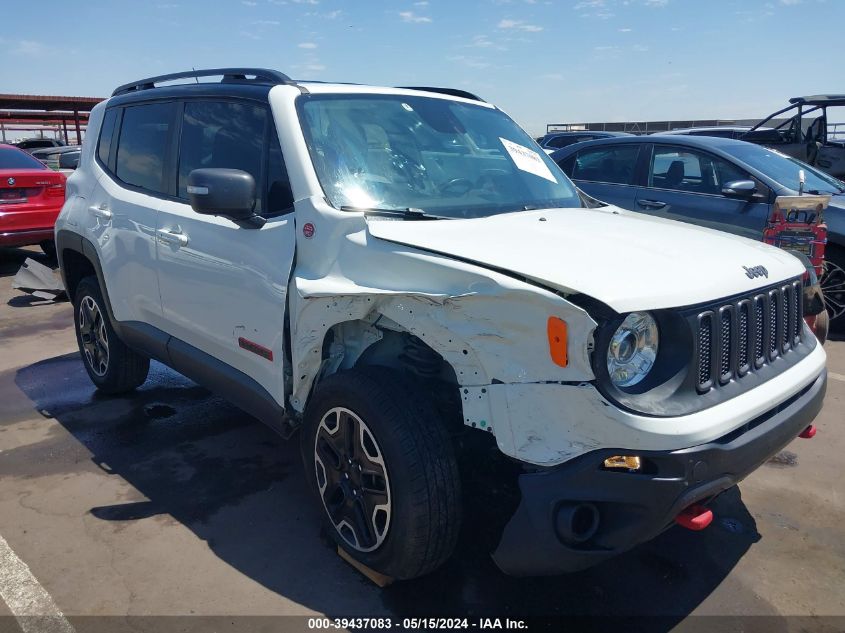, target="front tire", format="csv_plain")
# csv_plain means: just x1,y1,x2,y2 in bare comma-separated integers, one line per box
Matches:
301,368,461,580
73,276,150,394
